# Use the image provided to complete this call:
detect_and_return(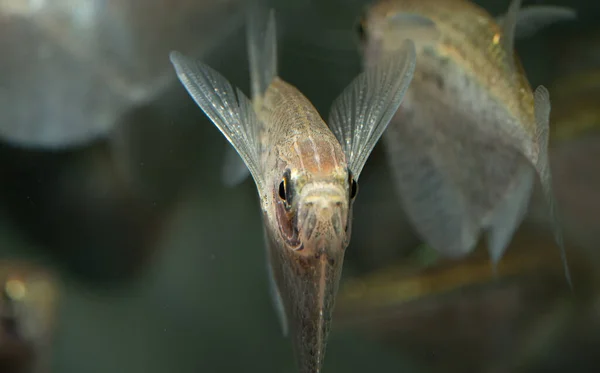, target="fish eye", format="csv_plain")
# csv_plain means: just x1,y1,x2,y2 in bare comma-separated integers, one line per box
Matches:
348,171,358,199
350,178,358,199
278,179,287,201
278,169,293,206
